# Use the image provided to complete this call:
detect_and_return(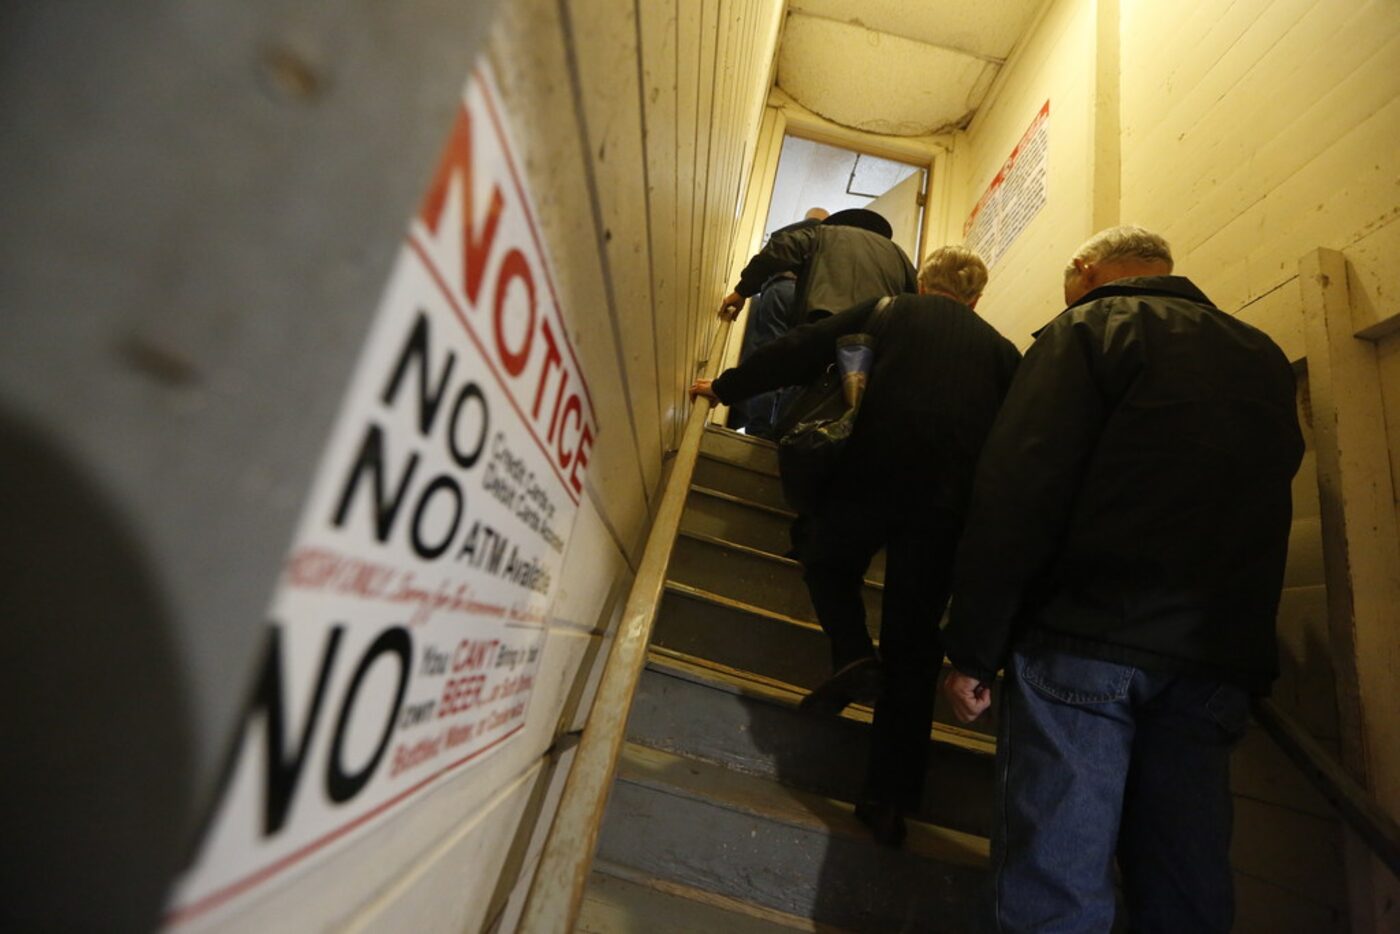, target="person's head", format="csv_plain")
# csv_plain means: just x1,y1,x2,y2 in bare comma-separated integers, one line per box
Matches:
918,246,989,308
822,208,893,239
1063,225,1173,305
804,206,830,222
